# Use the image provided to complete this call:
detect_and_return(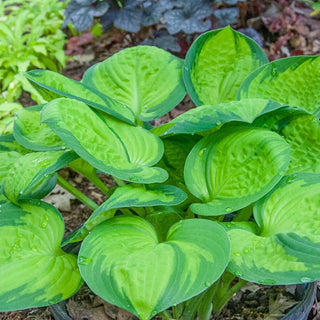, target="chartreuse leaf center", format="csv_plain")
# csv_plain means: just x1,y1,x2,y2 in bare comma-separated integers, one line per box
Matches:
78,216,230,320
226,173,320,285
0,200,82,311
185,125,290,216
